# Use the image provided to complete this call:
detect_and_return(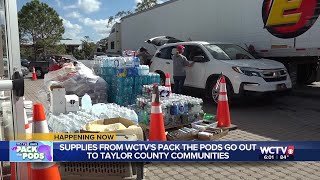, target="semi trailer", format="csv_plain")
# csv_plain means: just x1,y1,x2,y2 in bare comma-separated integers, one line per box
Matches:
120,0,320,85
